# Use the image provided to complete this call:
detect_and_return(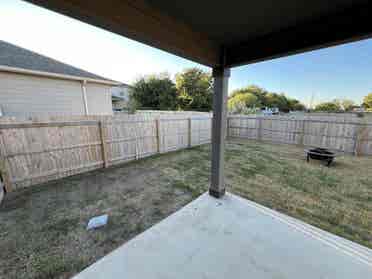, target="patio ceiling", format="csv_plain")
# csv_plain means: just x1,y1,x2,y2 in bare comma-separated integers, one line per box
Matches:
26,0,372,67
